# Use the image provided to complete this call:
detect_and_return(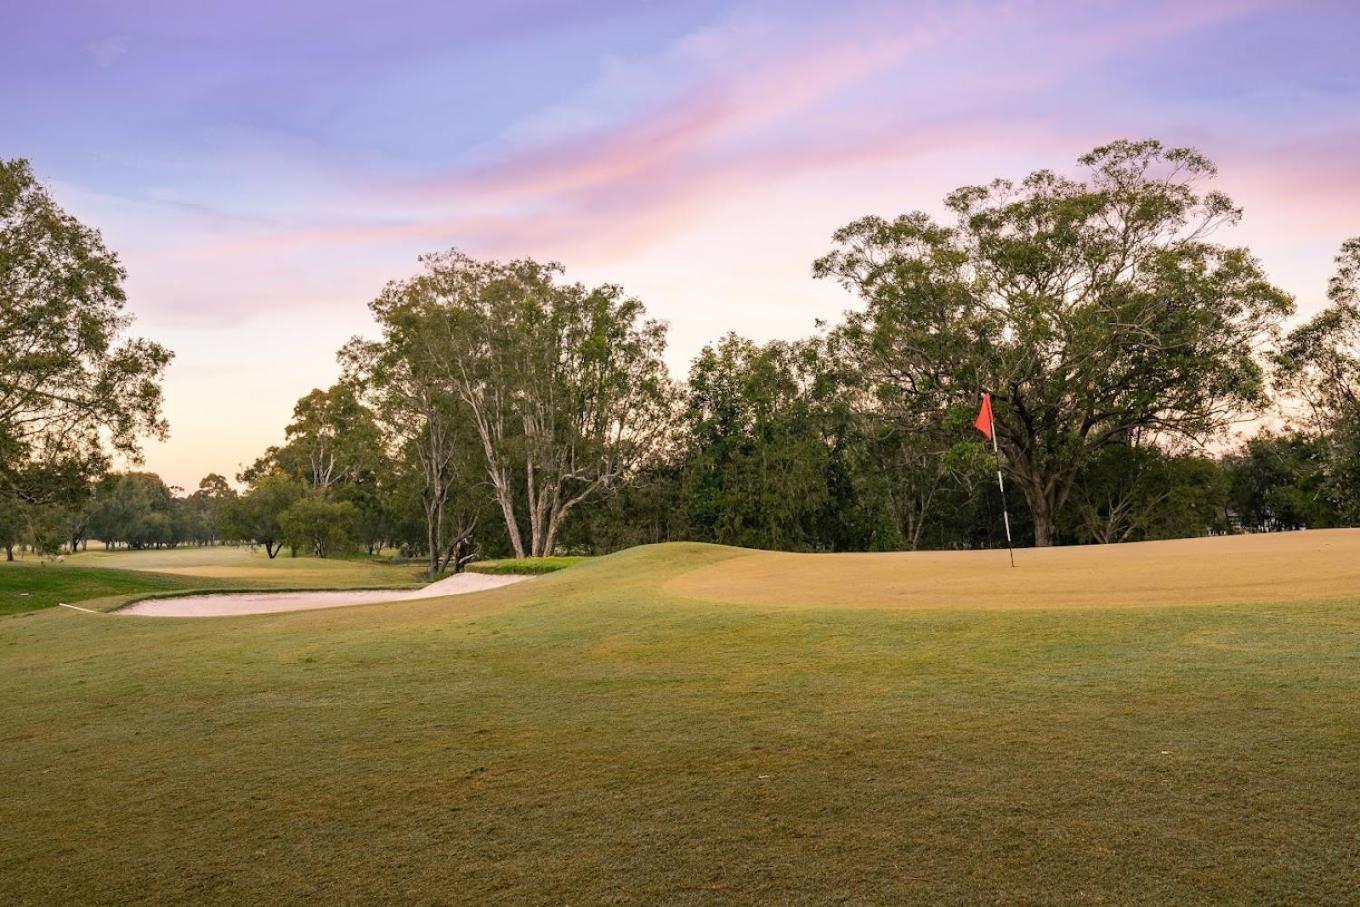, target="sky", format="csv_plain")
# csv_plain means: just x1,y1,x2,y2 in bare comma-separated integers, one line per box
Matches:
5,0,1359,489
